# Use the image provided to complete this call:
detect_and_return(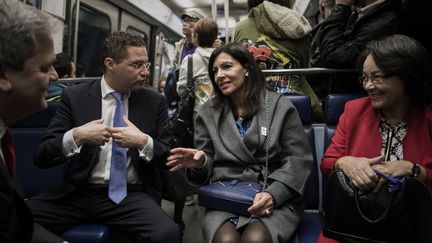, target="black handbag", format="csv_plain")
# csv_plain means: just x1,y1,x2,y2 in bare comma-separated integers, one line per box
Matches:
197,91,271,216
170,55,195,147
323,170,430,243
